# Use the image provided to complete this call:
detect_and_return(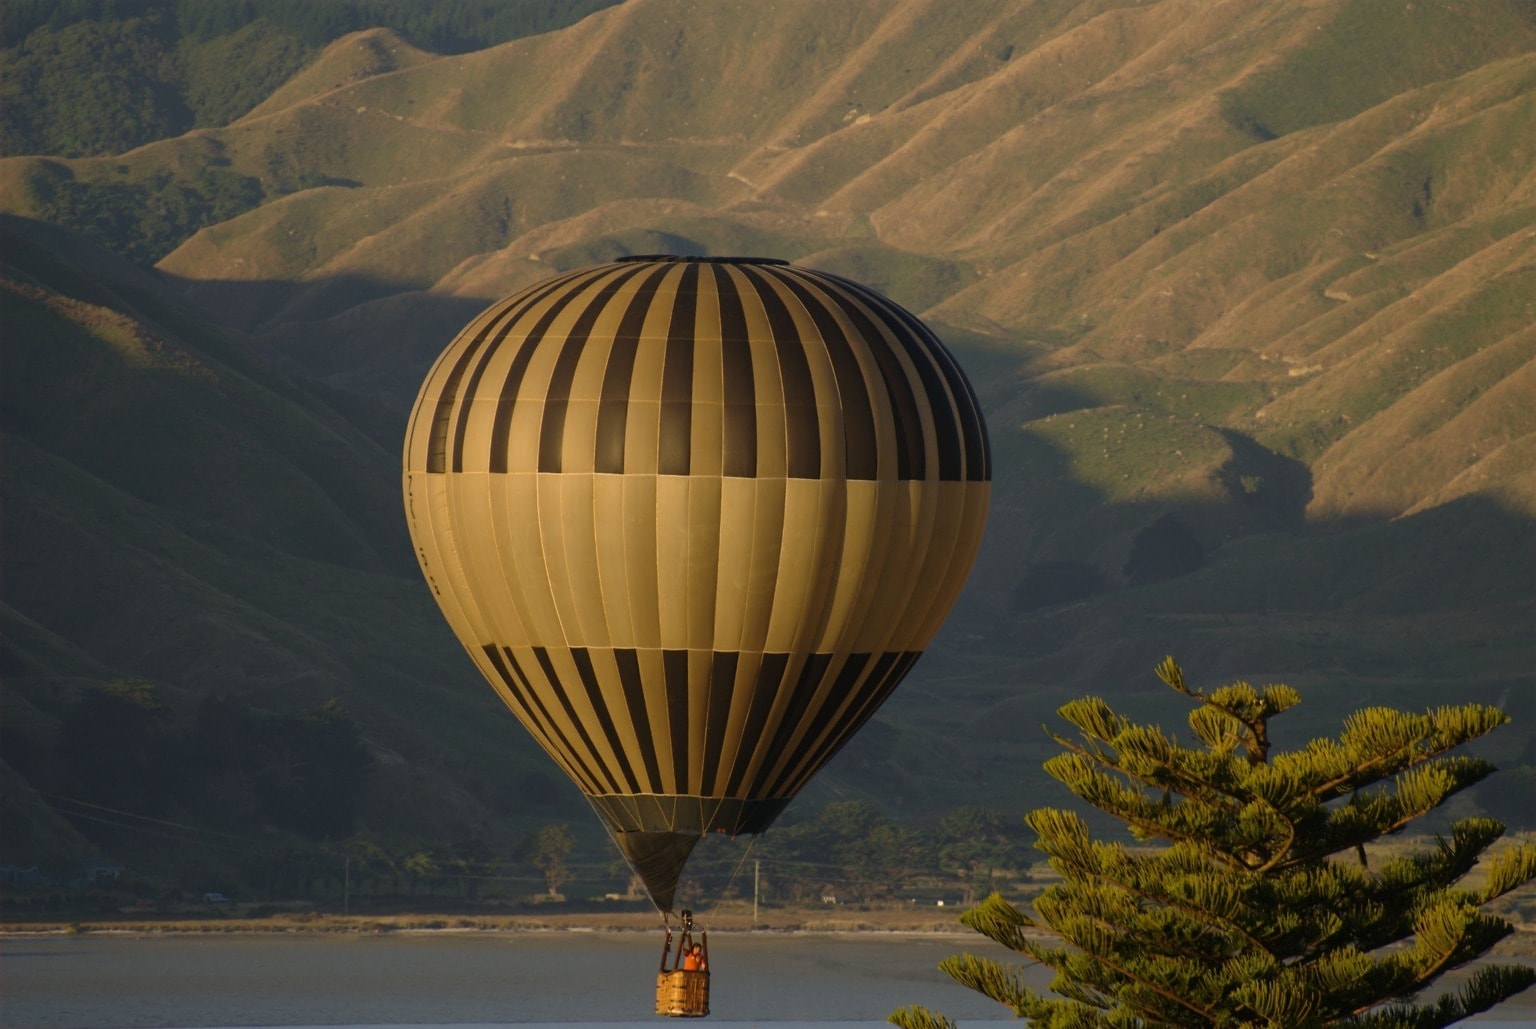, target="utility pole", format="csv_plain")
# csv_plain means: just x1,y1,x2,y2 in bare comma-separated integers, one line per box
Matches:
344,856,351,916
753,859,759,927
